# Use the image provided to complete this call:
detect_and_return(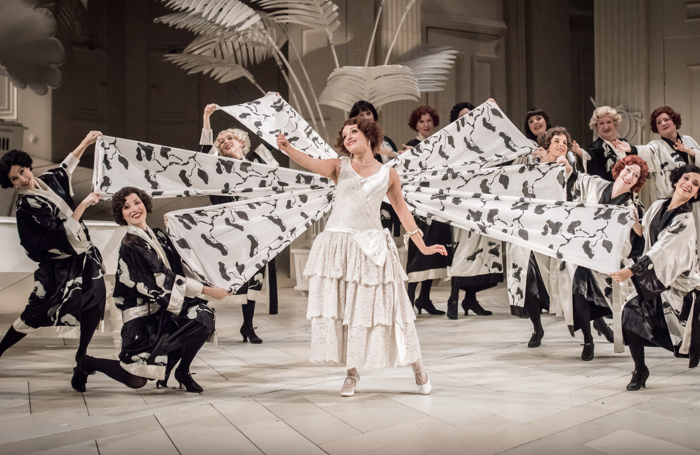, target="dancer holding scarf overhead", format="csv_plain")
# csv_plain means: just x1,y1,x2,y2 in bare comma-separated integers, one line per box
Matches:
277,117,447,397
199,103,279,344
0,132,106,392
